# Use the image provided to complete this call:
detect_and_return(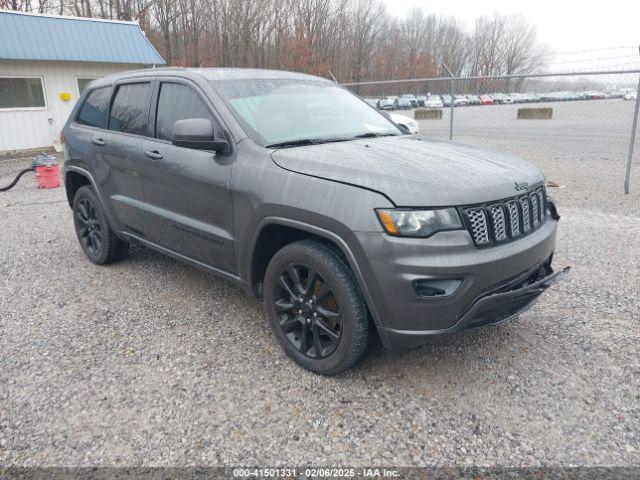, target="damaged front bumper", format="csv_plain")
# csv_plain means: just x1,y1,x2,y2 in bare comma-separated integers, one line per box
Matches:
377,261,570,350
